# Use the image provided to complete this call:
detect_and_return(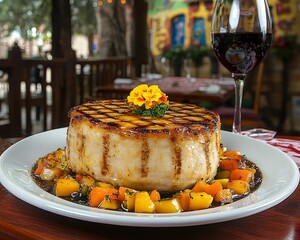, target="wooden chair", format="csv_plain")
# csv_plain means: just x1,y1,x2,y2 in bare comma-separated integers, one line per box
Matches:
0,44,73,137
0,49,22,138
213,62,265,129
22,59,68,135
